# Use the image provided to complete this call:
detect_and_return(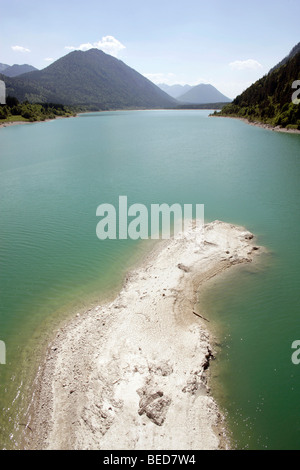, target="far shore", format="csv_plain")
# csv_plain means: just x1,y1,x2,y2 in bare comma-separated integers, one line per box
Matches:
0,108,224,129
211,113,300,135
23,220,262,451
5,109,298,136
